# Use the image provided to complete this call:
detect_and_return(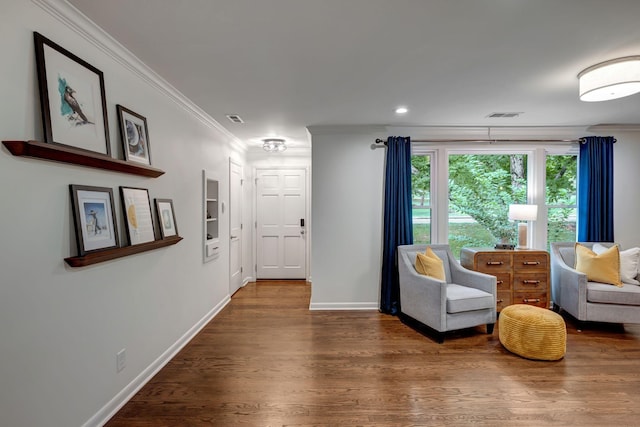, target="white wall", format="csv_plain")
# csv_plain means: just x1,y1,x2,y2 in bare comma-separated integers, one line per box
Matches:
309,129,640,310
310,131,386,309
0,1,245,426
613,132,640,248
